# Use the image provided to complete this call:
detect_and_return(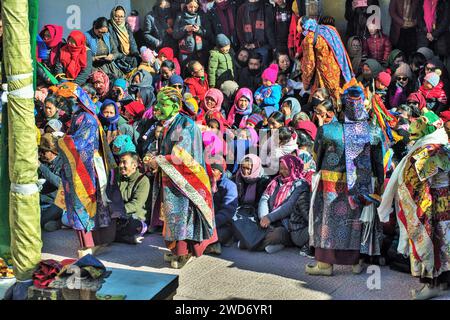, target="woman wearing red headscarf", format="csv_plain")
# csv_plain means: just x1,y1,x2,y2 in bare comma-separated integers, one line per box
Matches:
55,30,92,85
